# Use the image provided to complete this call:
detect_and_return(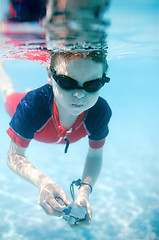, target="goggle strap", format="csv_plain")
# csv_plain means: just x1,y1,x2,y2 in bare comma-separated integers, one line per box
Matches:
70,179,92,202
